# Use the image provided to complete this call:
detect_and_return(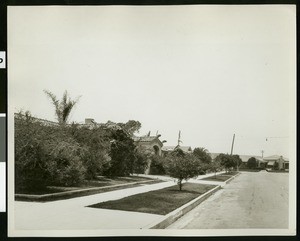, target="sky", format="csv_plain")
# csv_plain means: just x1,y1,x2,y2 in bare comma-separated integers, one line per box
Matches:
8,5,296,158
